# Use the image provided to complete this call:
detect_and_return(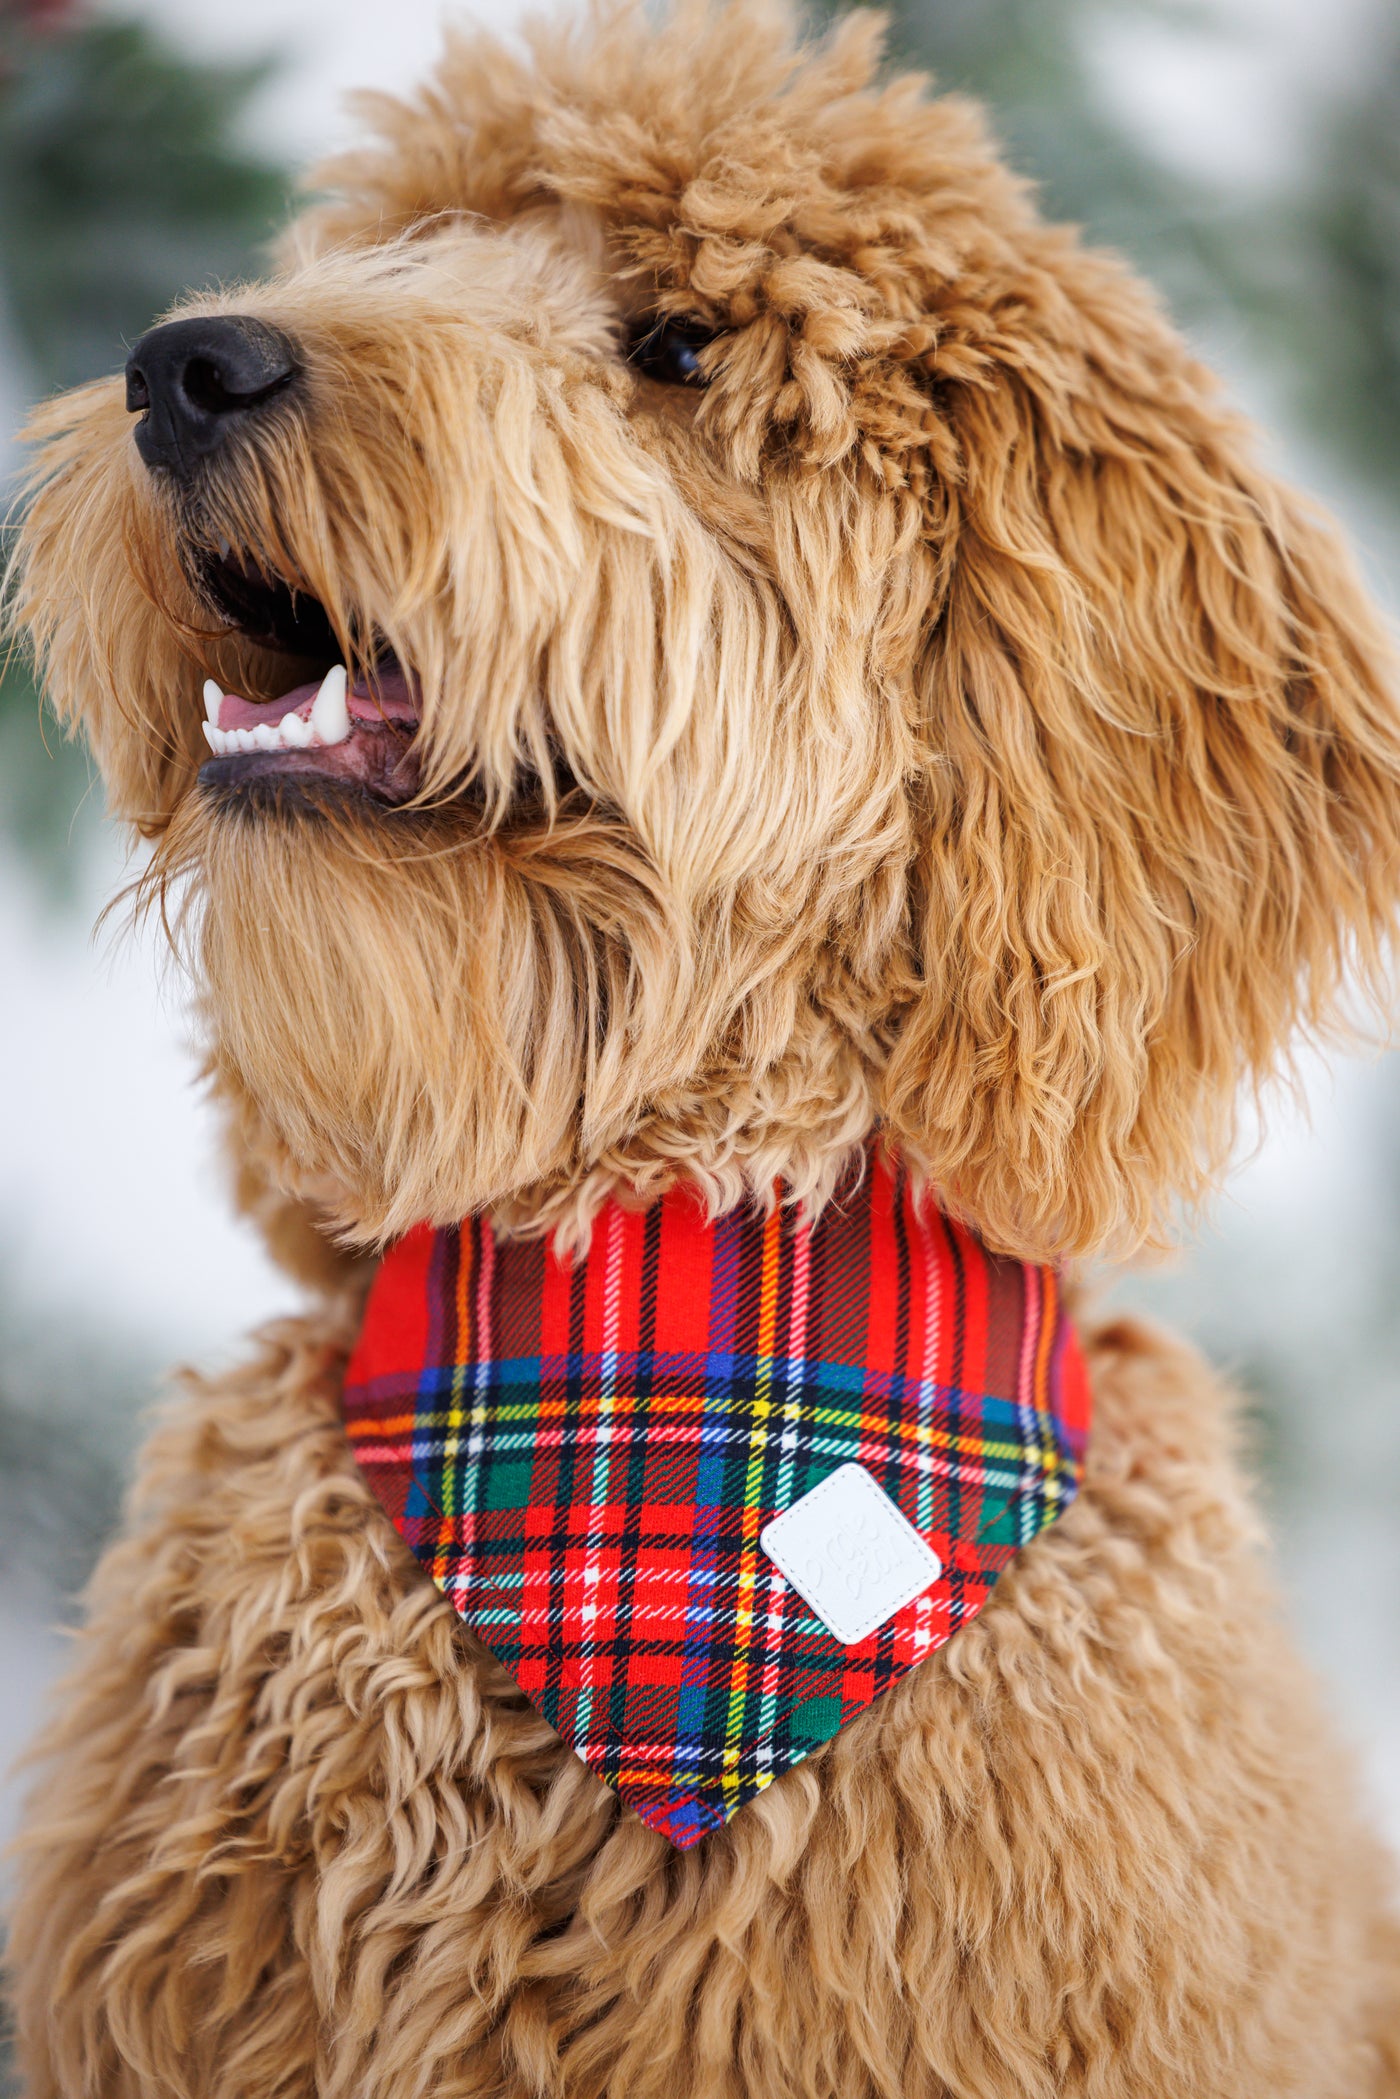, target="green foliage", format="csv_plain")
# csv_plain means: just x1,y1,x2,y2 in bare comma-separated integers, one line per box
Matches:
0,1360,132,1593
829,0,1400,497
1289,21,1400,484
0,655,100,892
0,10,289,391
815,0,1238,316
0,6,291,862
0,586,92,879
0,1246,152,2099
